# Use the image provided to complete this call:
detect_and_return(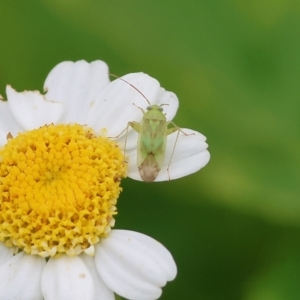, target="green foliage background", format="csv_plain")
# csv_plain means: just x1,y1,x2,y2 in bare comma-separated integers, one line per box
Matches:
1,1,300,299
